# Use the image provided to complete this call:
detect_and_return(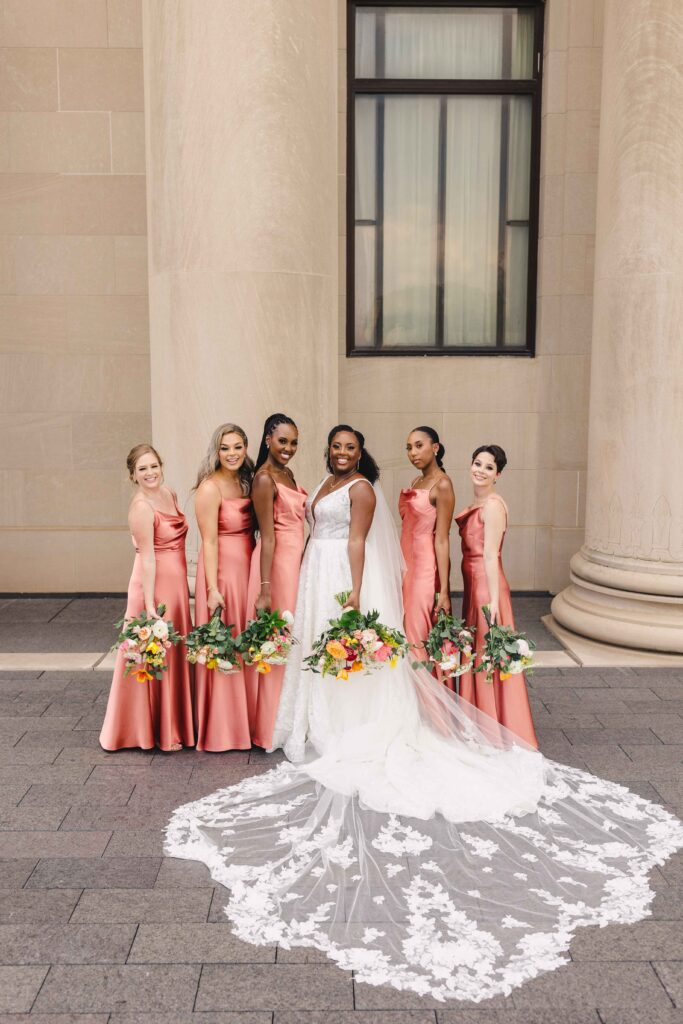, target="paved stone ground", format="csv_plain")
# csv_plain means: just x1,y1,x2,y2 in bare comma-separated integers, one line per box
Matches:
0,605,682,1021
